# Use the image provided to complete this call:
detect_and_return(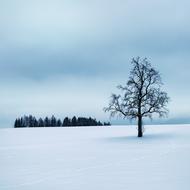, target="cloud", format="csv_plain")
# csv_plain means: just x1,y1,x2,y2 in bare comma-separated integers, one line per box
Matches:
0,76,119,128
0,0,190,127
